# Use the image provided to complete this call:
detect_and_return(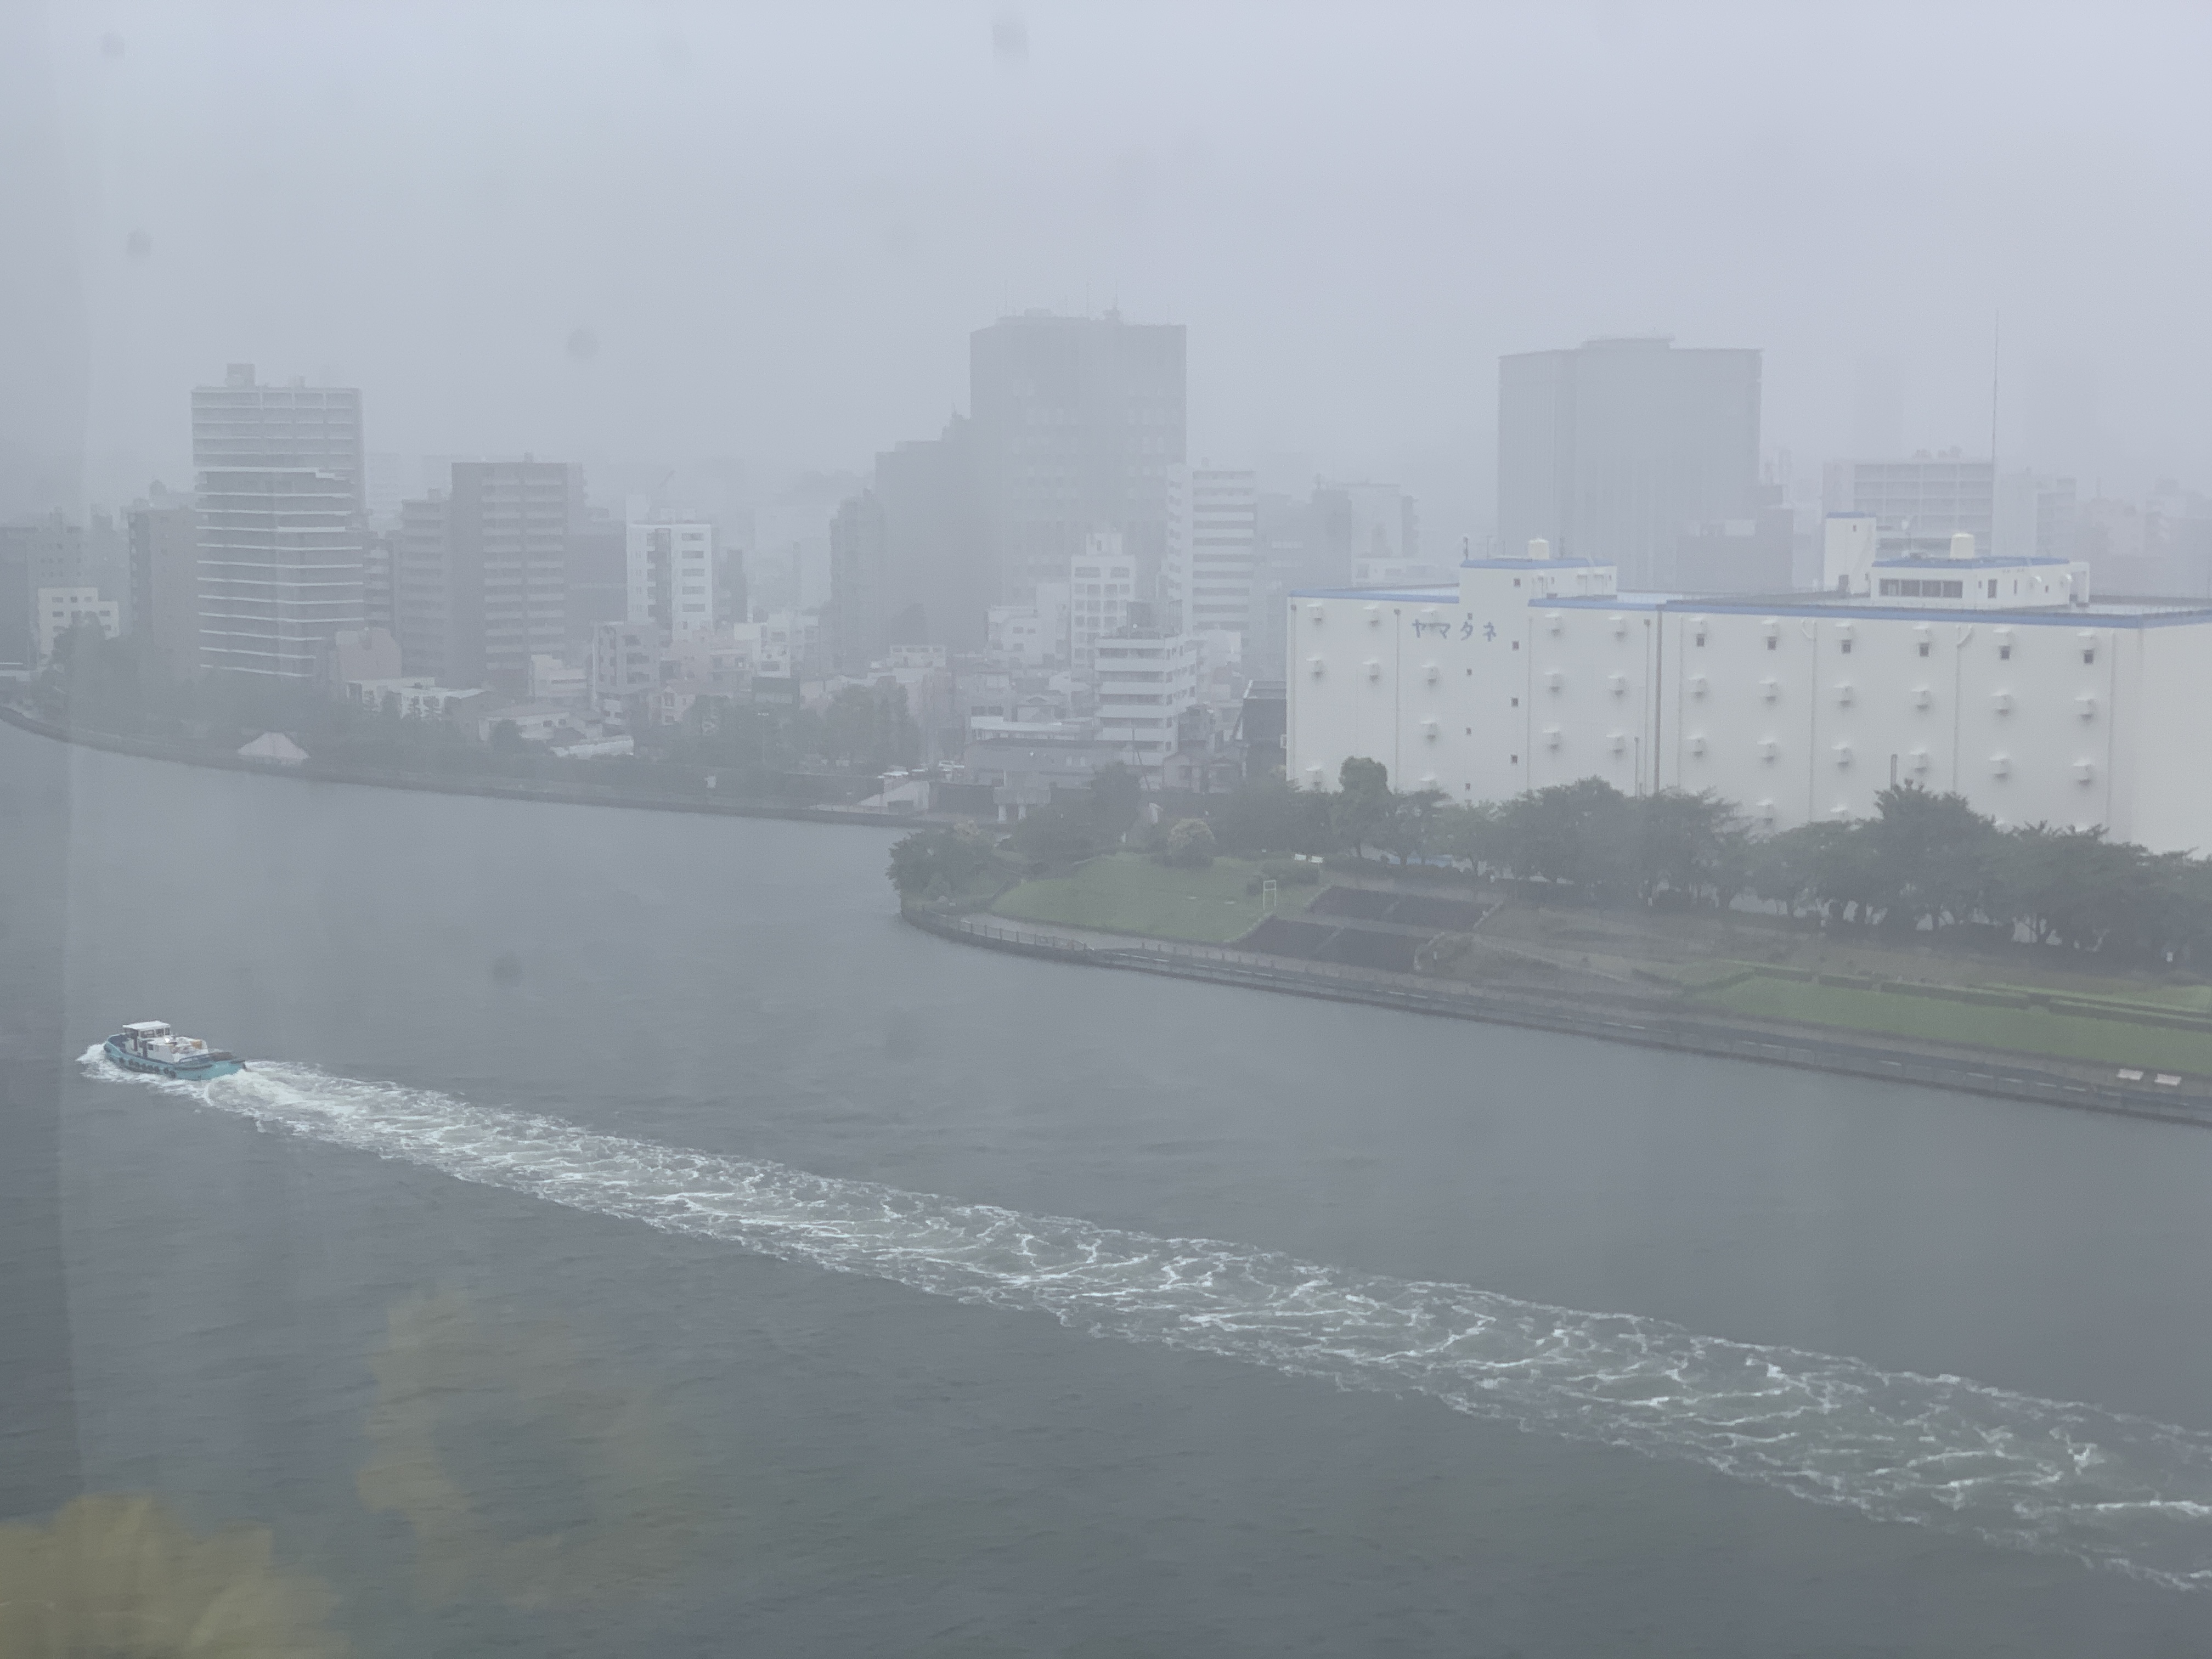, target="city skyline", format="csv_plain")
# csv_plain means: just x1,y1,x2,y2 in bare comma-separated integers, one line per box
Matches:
12,5,2212,541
